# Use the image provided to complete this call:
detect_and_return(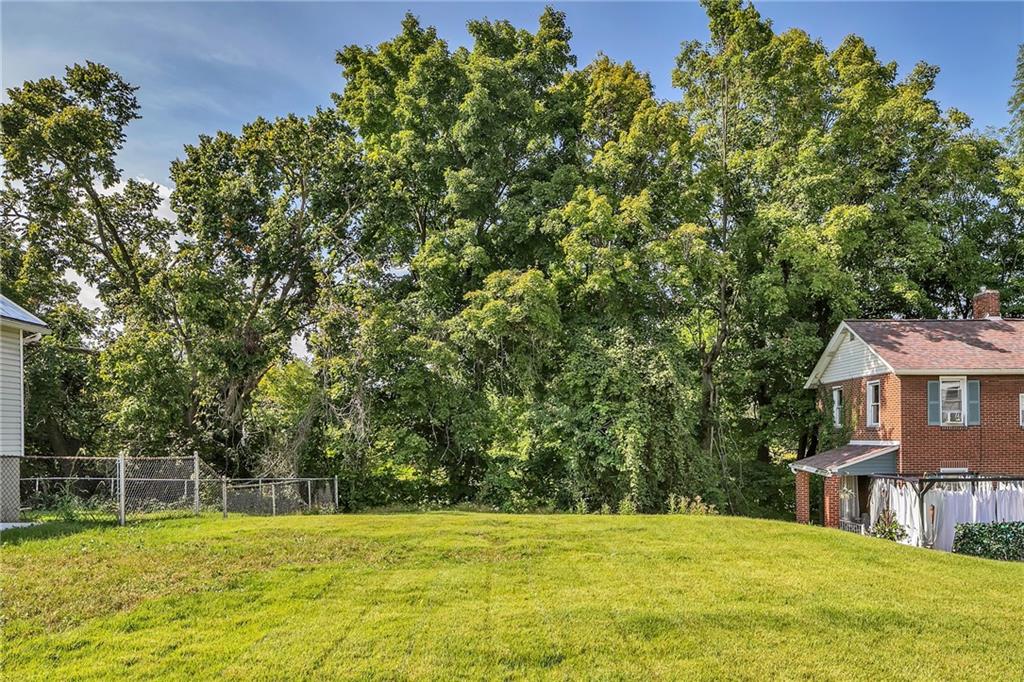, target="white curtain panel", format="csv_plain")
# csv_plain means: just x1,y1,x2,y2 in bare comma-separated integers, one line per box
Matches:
870,480,1024,552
